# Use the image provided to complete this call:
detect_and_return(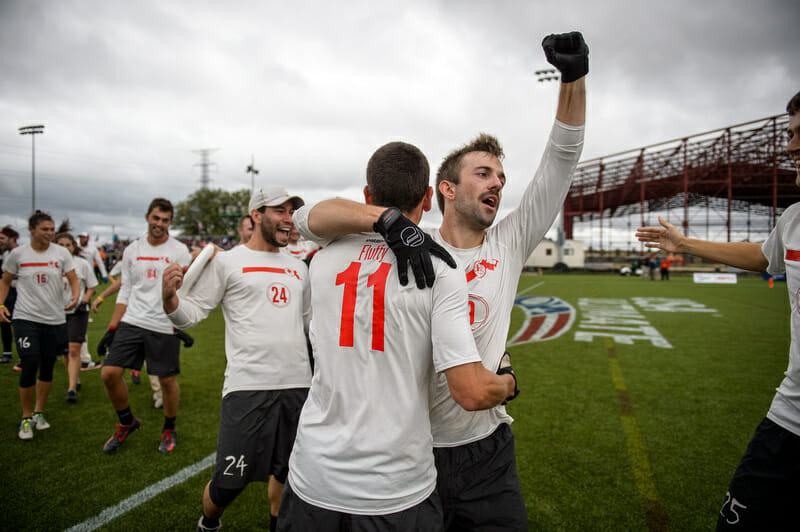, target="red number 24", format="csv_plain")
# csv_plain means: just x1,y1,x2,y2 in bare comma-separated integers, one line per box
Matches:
336,261,391,351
